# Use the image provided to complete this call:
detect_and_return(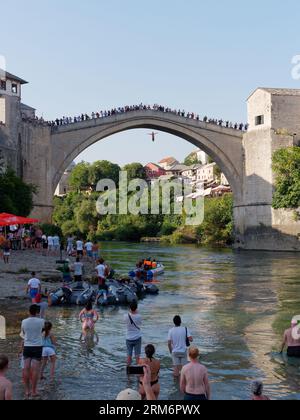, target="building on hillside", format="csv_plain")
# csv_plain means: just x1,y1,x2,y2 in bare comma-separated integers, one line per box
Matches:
166,164,189,177
181,164,202,181
196,163,216,184
144,163,166,182
54,162,76,197
195,149,209,165
158,156,179,170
